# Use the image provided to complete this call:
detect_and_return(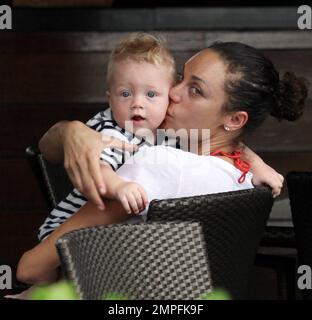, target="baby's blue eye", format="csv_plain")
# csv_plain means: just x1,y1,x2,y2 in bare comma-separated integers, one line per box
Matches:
121,91,131,97
147,91,156,98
